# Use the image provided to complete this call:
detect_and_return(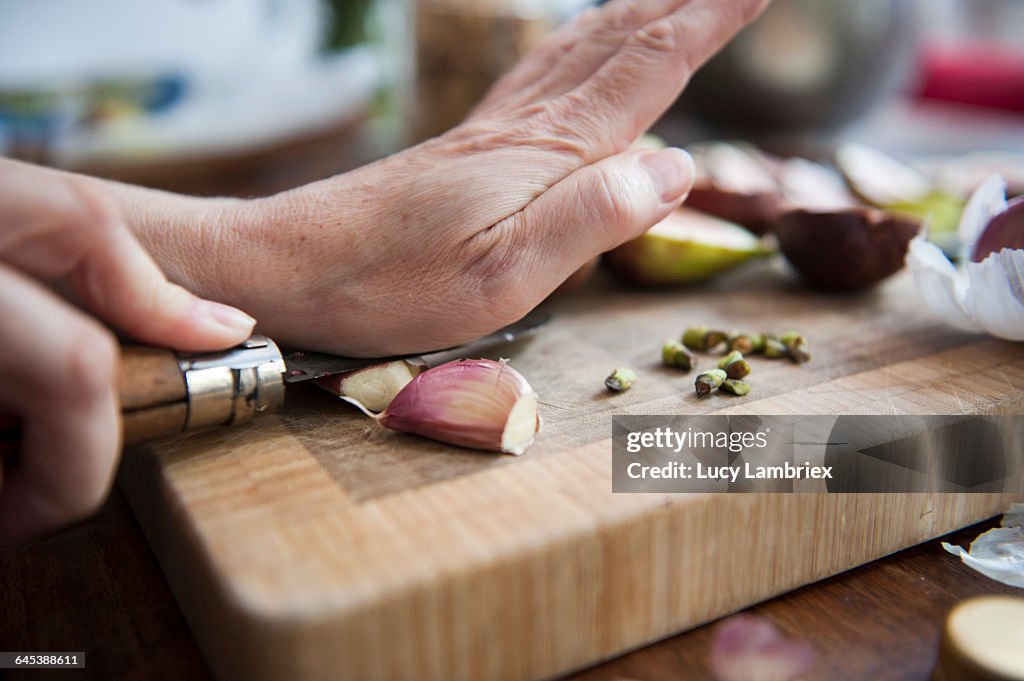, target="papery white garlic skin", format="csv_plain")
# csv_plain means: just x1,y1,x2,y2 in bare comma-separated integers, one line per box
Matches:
958,174,1008,254
378,359,539,455
909,236,1024,341
942,503,1024,588
907,173,1024,342
907,235,978,331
